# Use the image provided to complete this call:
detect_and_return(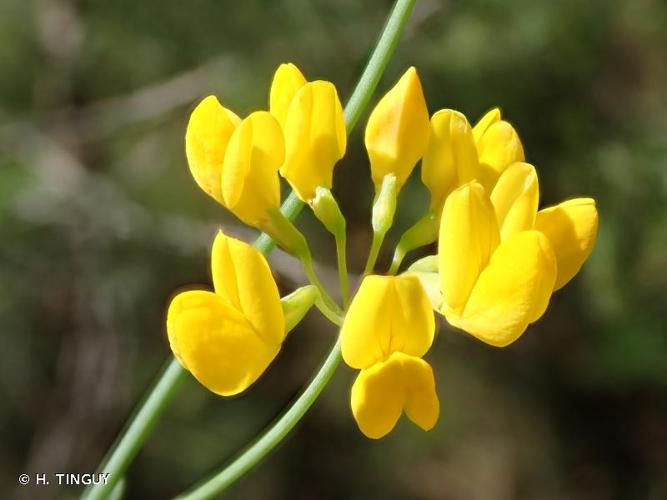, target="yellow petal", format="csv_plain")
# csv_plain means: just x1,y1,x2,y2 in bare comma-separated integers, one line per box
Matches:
221,111,284,227
341,274,435,370
280,80,347,201
365,67,430,189
535,198,599,290
211,230,285,345
490,162,539,240
185,96,240,203
472,107,501,143
351,352,439,439
476,120,525,190
421,109,479,210
438,182,500,311
443,230,556,347
269,63,307,128
167,290,280,396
